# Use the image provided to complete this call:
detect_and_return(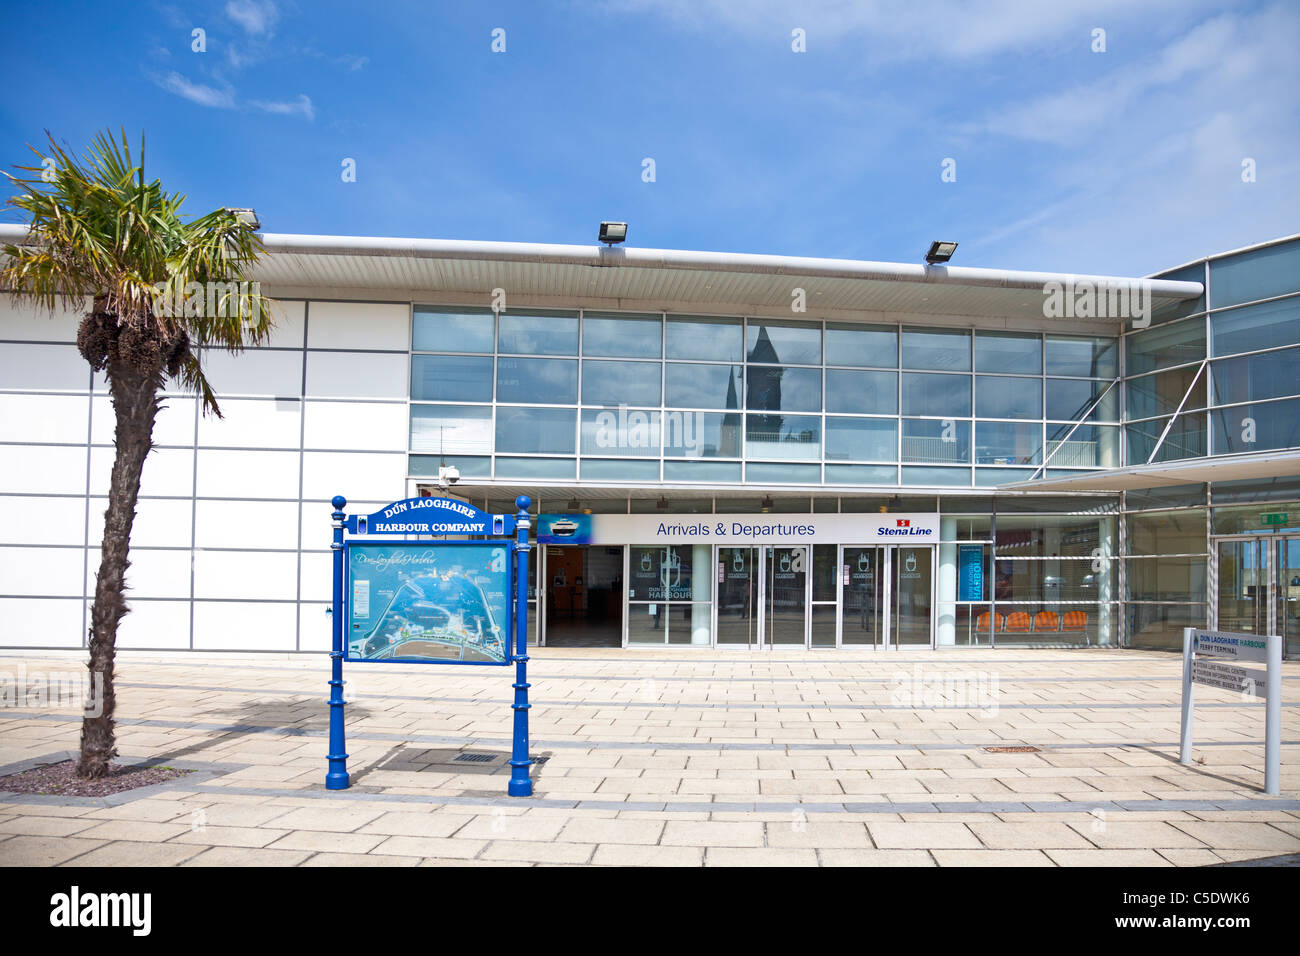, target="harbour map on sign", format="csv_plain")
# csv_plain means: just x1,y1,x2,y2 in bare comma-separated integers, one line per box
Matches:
346,543,511,664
